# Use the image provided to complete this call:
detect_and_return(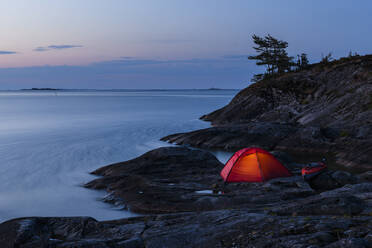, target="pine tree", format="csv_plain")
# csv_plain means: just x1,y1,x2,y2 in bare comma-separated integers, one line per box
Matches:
248,34,294,82
297,53,309,70
300,53,309,67
321,52,333,64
